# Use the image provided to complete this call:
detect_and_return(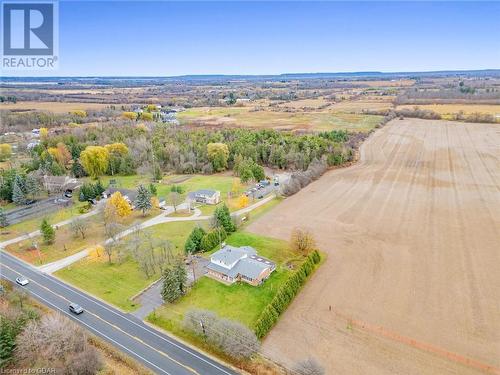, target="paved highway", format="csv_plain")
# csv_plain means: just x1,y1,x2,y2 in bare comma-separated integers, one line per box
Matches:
0,251,238,375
